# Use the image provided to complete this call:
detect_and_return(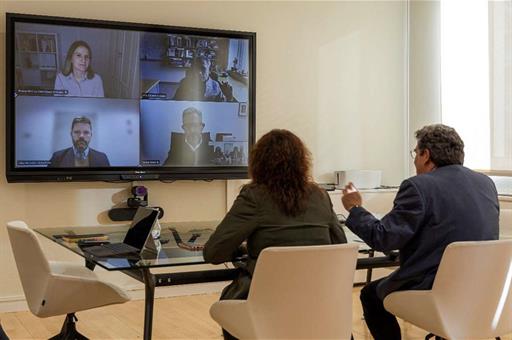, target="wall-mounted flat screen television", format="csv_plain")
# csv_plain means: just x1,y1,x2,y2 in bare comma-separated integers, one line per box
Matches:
6,13,256,182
